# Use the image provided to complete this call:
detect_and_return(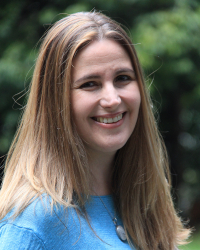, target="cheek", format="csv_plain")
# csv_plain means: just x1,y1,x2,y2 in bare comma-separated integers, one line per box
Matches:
71,91,94,122
125,87,141,110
